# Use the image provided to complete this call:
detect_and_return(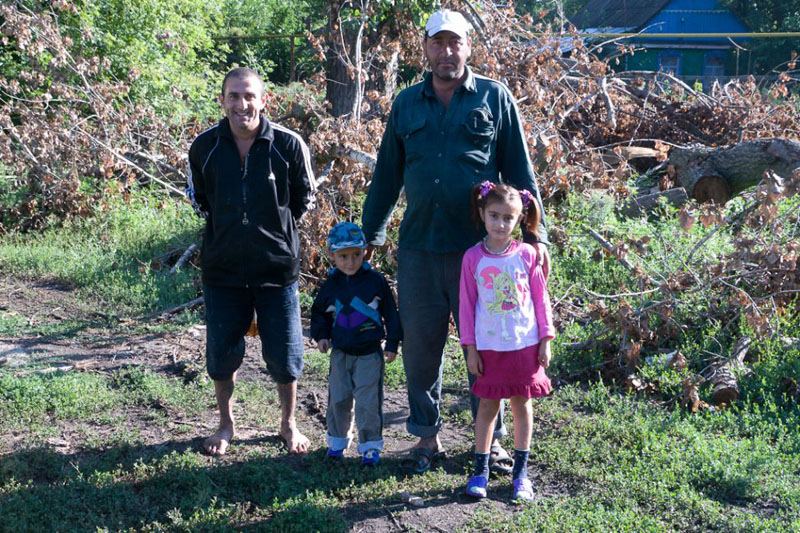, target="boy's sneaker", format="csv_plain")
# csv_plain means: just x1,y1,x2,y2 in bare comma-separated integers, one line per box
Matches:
327,448,344,461
361,448,380,467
